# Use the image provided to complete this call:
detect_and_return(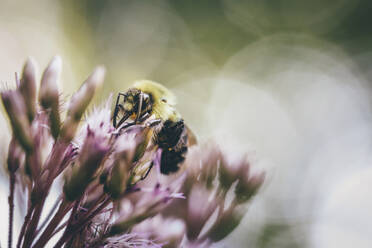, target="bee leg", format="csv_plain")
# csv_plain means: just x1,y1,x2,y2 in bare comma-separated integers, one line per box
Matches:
140,162,154,180
114,103,125,114
113,93,123,127
116,112,130,128
146,118,162,127
118,119,136,132
113,93,126,127
138,113,150,122
135,92,143,124
119,118,161,134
